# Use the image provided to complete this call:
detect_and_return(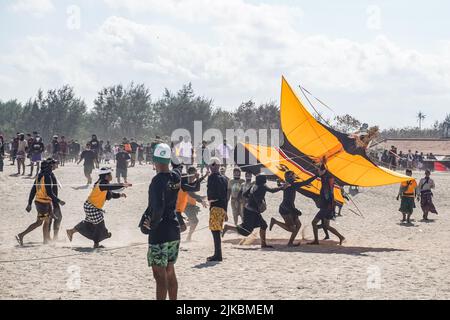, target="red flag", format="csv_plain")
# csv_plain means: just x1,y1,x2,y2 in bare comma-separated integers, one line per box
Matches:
434,161,449,172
